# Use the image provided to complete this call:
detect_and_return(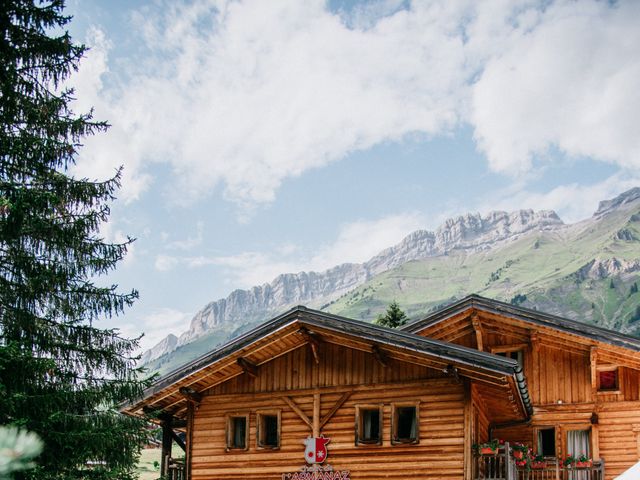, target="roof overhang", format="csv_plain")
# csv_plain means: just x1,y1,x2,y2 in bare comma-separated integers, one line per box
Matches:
123,306,532,422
